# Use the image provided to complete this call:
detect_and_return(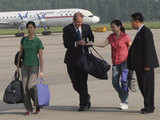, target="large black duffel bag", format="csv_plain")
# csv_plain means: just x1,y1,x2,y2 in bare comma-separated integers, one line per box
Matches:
3,71,24,104
76,47,111,80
